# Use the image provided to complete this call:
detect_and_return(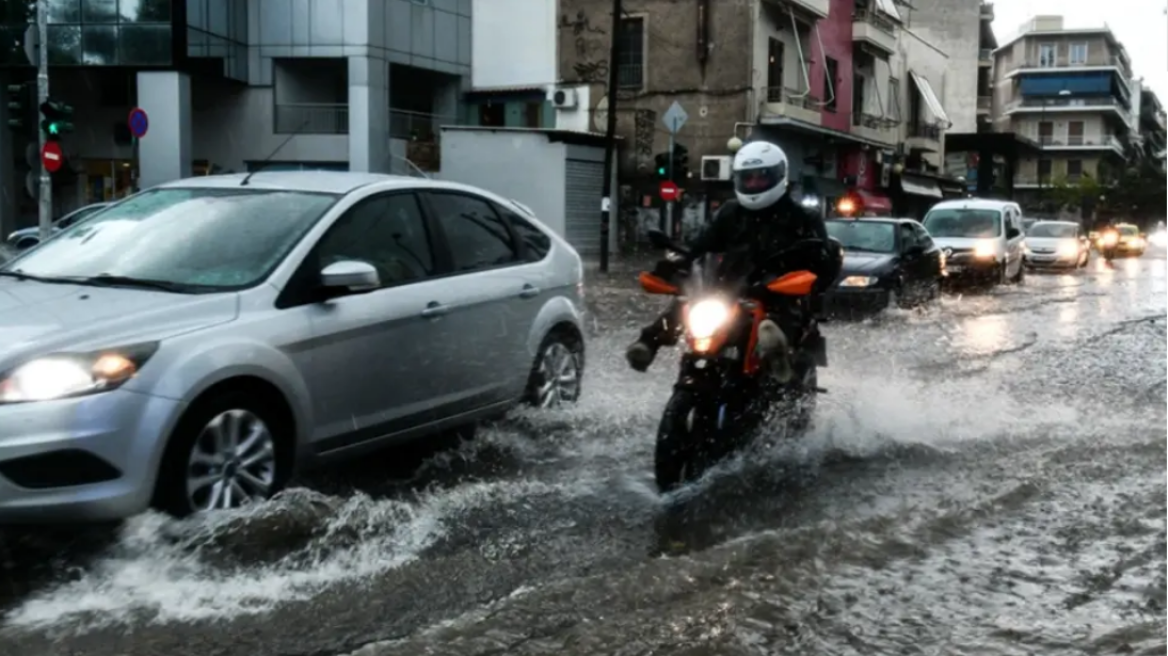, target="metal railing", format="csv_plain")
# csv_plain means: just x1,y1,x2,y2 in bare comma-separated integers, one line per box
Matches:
1006,96,1122,111
978,48,993,62
1034,135,1123,148
762,86,822,109
850,111,897,129
852,9,896,34
274,103,348,134
908,123,942,140
389,109,457,142
1014,54,1126,71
